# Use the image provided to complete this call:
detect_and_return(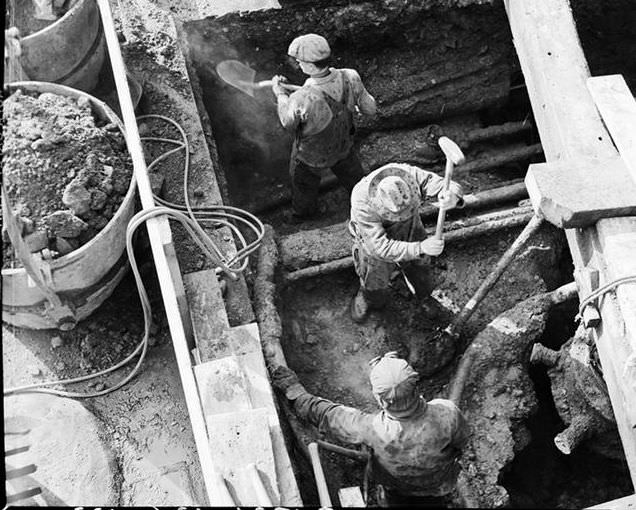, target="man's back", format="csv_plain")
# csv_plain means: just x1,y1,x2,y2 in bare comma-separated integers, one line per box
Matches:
366,398,469,496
